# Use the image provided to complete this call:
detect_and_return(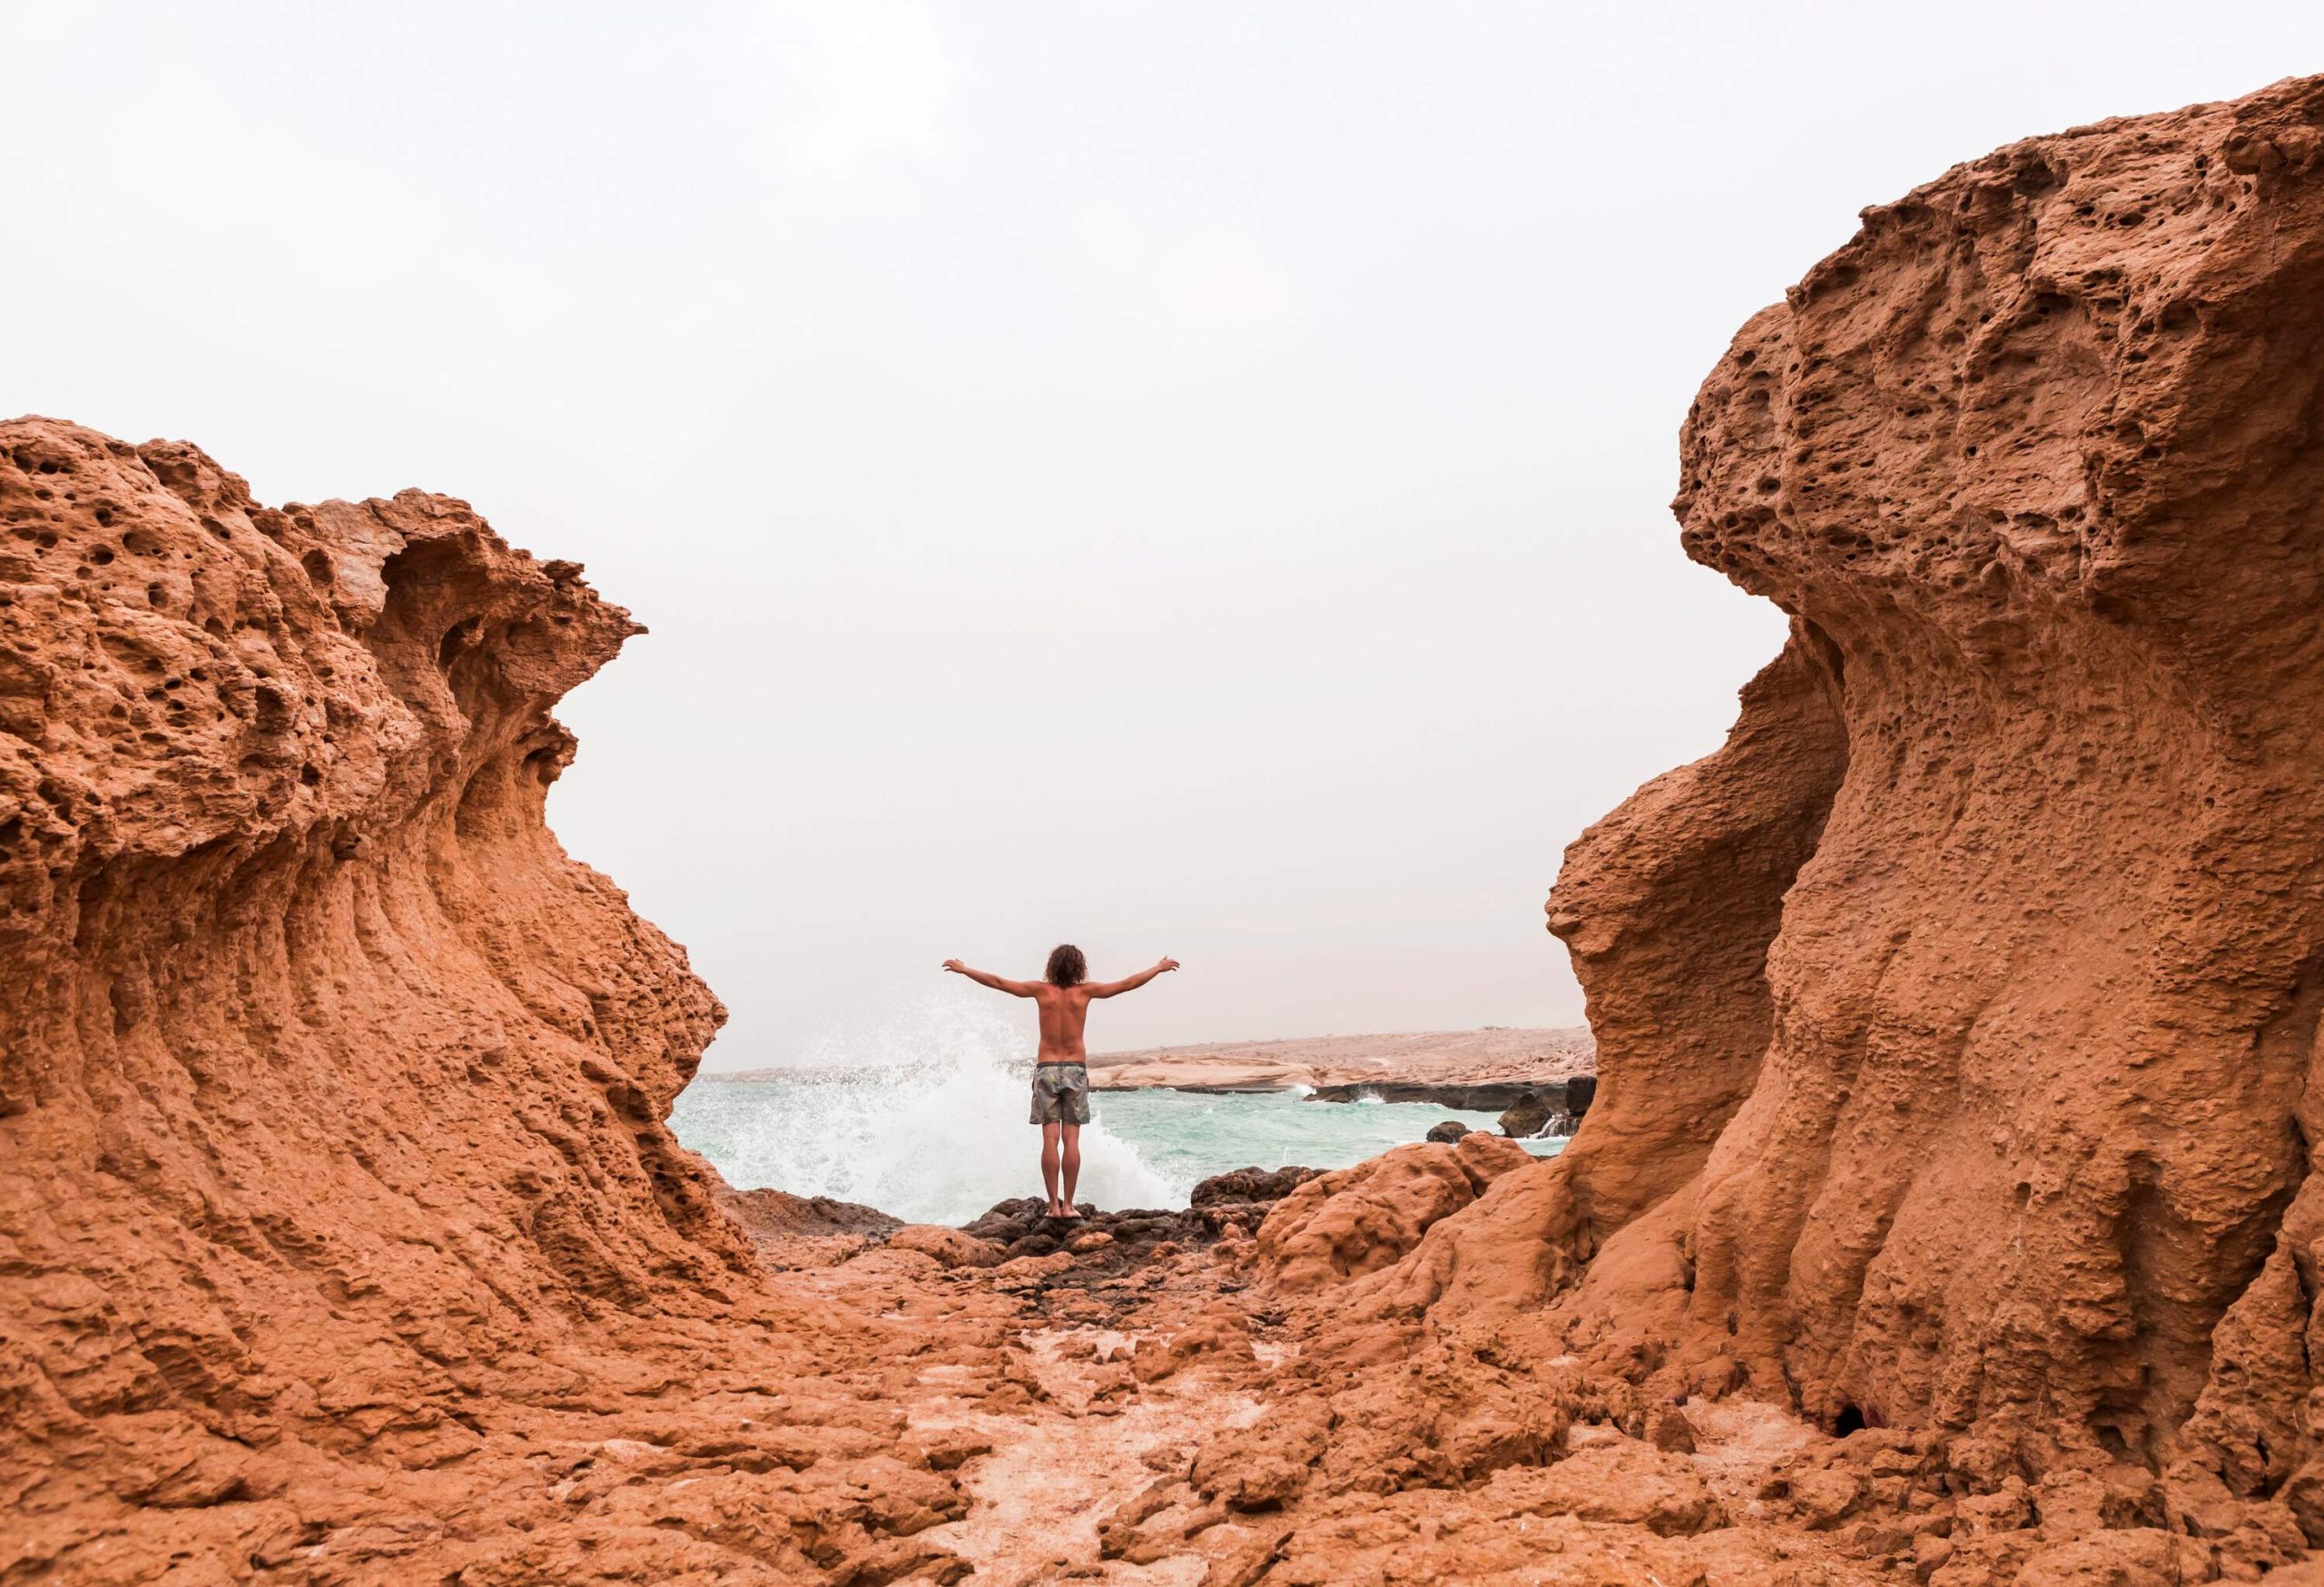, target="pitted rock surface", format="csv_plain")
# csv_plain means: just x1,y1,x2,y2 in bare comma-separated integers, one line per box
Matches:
0,420,986,1584
1198,71,2324,1585
15,70,2324,1587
